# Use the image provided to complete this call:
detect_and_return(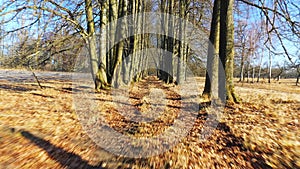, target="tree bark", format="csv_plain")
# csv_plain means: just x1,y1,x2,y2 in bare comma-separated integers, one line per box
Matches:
159,0,168,82
268,50,272,83
219,0,240,103
239,53,245,82
165,0,174,84
257,51,263,82
202,0,220,100
85,0,109,90
112,0,127,87
247,61,250,83
296,66,300,86
252,66,255,83
107,0,119,84
177,0,186,85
